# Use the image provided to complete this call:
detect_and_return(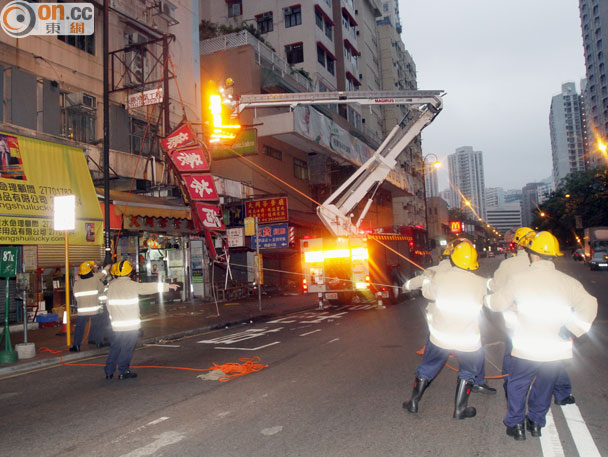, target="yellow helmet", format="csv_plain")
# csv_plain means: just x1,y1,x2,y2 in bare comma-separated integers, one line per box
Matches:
527,231,563,257
78,261,95,276
441,238,472,259
225,77,234,87
113,260,133,277
513,227,535,246
450,241,479,271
